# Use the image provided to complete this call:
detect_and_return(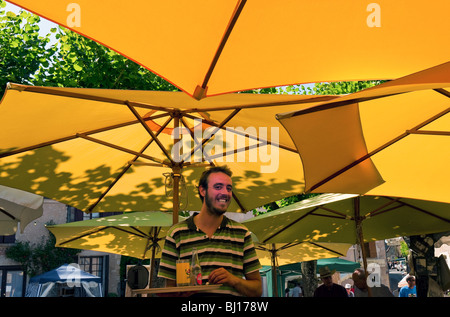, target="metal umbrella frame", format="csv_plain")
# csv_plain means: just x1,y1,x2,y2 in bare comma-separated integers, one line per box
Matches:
0,85,334,223
6,0,450,99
